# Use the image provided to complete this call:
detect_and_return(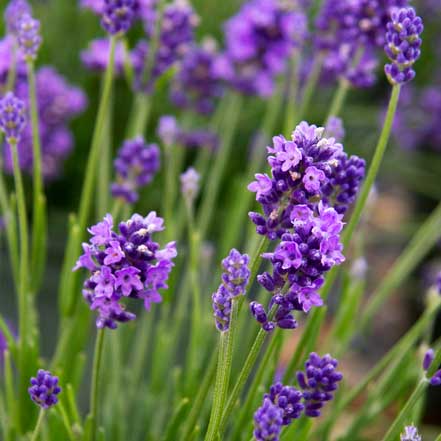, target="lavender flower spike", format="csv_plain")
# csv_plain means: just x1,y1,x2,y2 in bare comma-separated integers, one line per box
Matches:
4,0,31,36
28,369,61,409
384,7,424,85
180,167,200,204
101,0,138,35
400,425,422,441
17,13,41,61
296,352,343,417
423,348,434,371
253,397,283,441
0,92,26,144
267,382,304,425
212,249,250,331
